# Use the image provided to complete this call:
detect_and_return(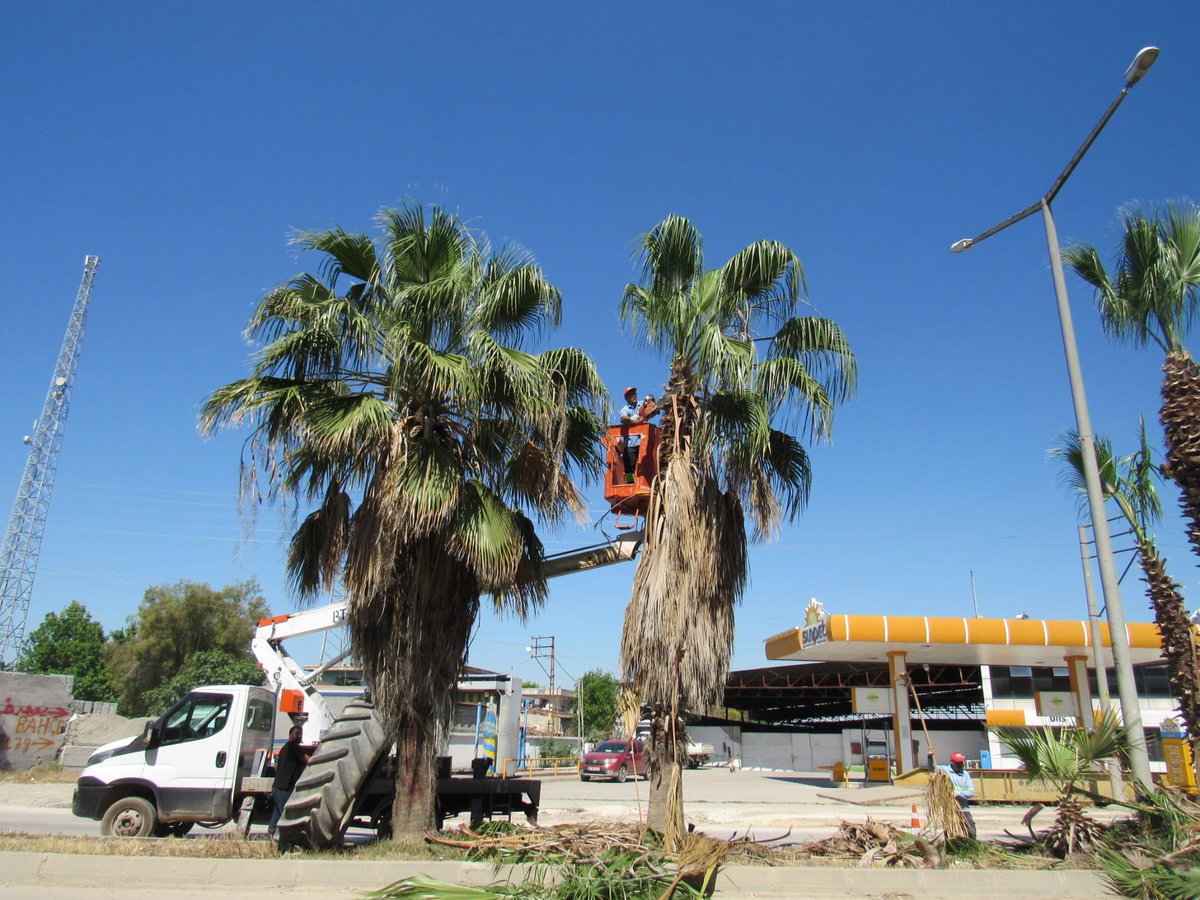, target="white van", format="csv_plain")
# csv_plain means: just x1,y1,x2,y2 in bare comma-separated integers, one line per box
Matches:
72,685,276,837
